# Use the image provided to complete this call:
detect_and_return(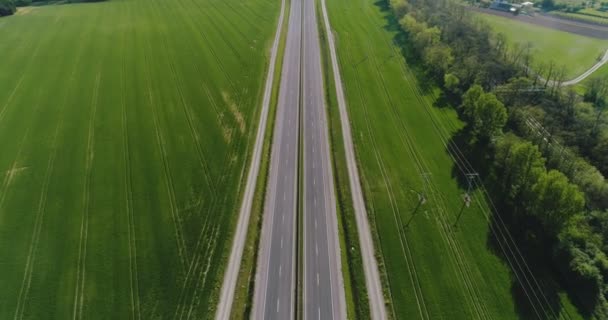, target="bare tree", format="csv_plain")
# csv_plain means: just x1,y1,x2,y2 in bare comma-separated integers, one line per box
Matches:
544,60,556,89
